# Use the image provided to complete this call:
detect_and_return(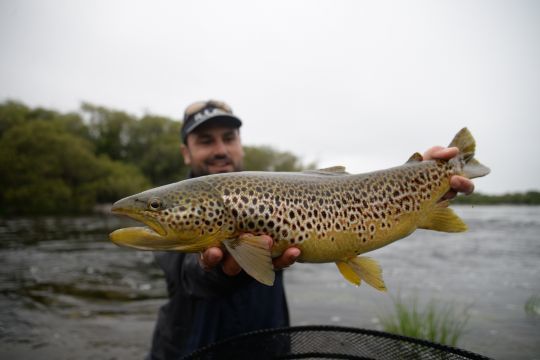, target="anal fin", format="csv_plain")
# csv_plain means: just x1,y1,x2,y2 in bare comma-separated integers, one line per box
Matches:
223,234,275,286
336,256,387,291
